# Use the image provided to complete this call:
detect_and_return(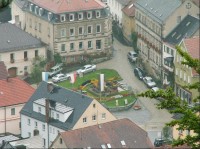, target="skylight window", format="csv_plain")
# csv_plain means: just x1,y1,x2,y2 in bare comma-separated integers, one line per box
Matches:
101,144,106,149
172,32,176,37
176,34,181,40
107,144,111,148
129,4,133,9
186,22,191,26
121,140,126,146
